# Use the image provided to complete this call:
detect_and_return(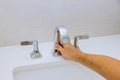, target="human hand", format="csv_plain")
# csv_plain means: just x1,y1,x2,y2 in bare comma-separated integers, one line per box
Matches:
55,43,82,62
